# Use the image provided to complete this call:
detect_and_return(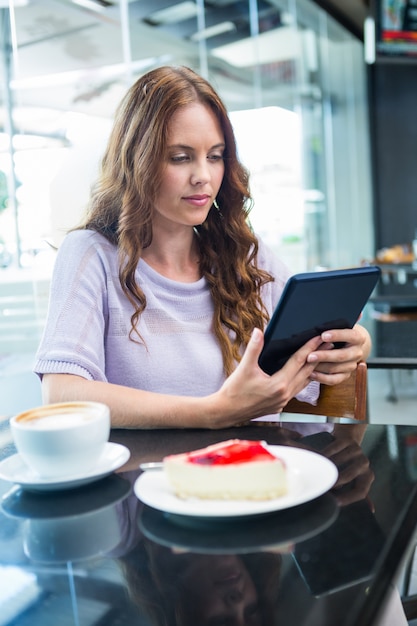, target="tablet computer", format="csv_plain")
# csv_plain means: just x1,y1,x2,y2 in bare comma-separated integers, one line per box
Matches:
258,266,381,375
